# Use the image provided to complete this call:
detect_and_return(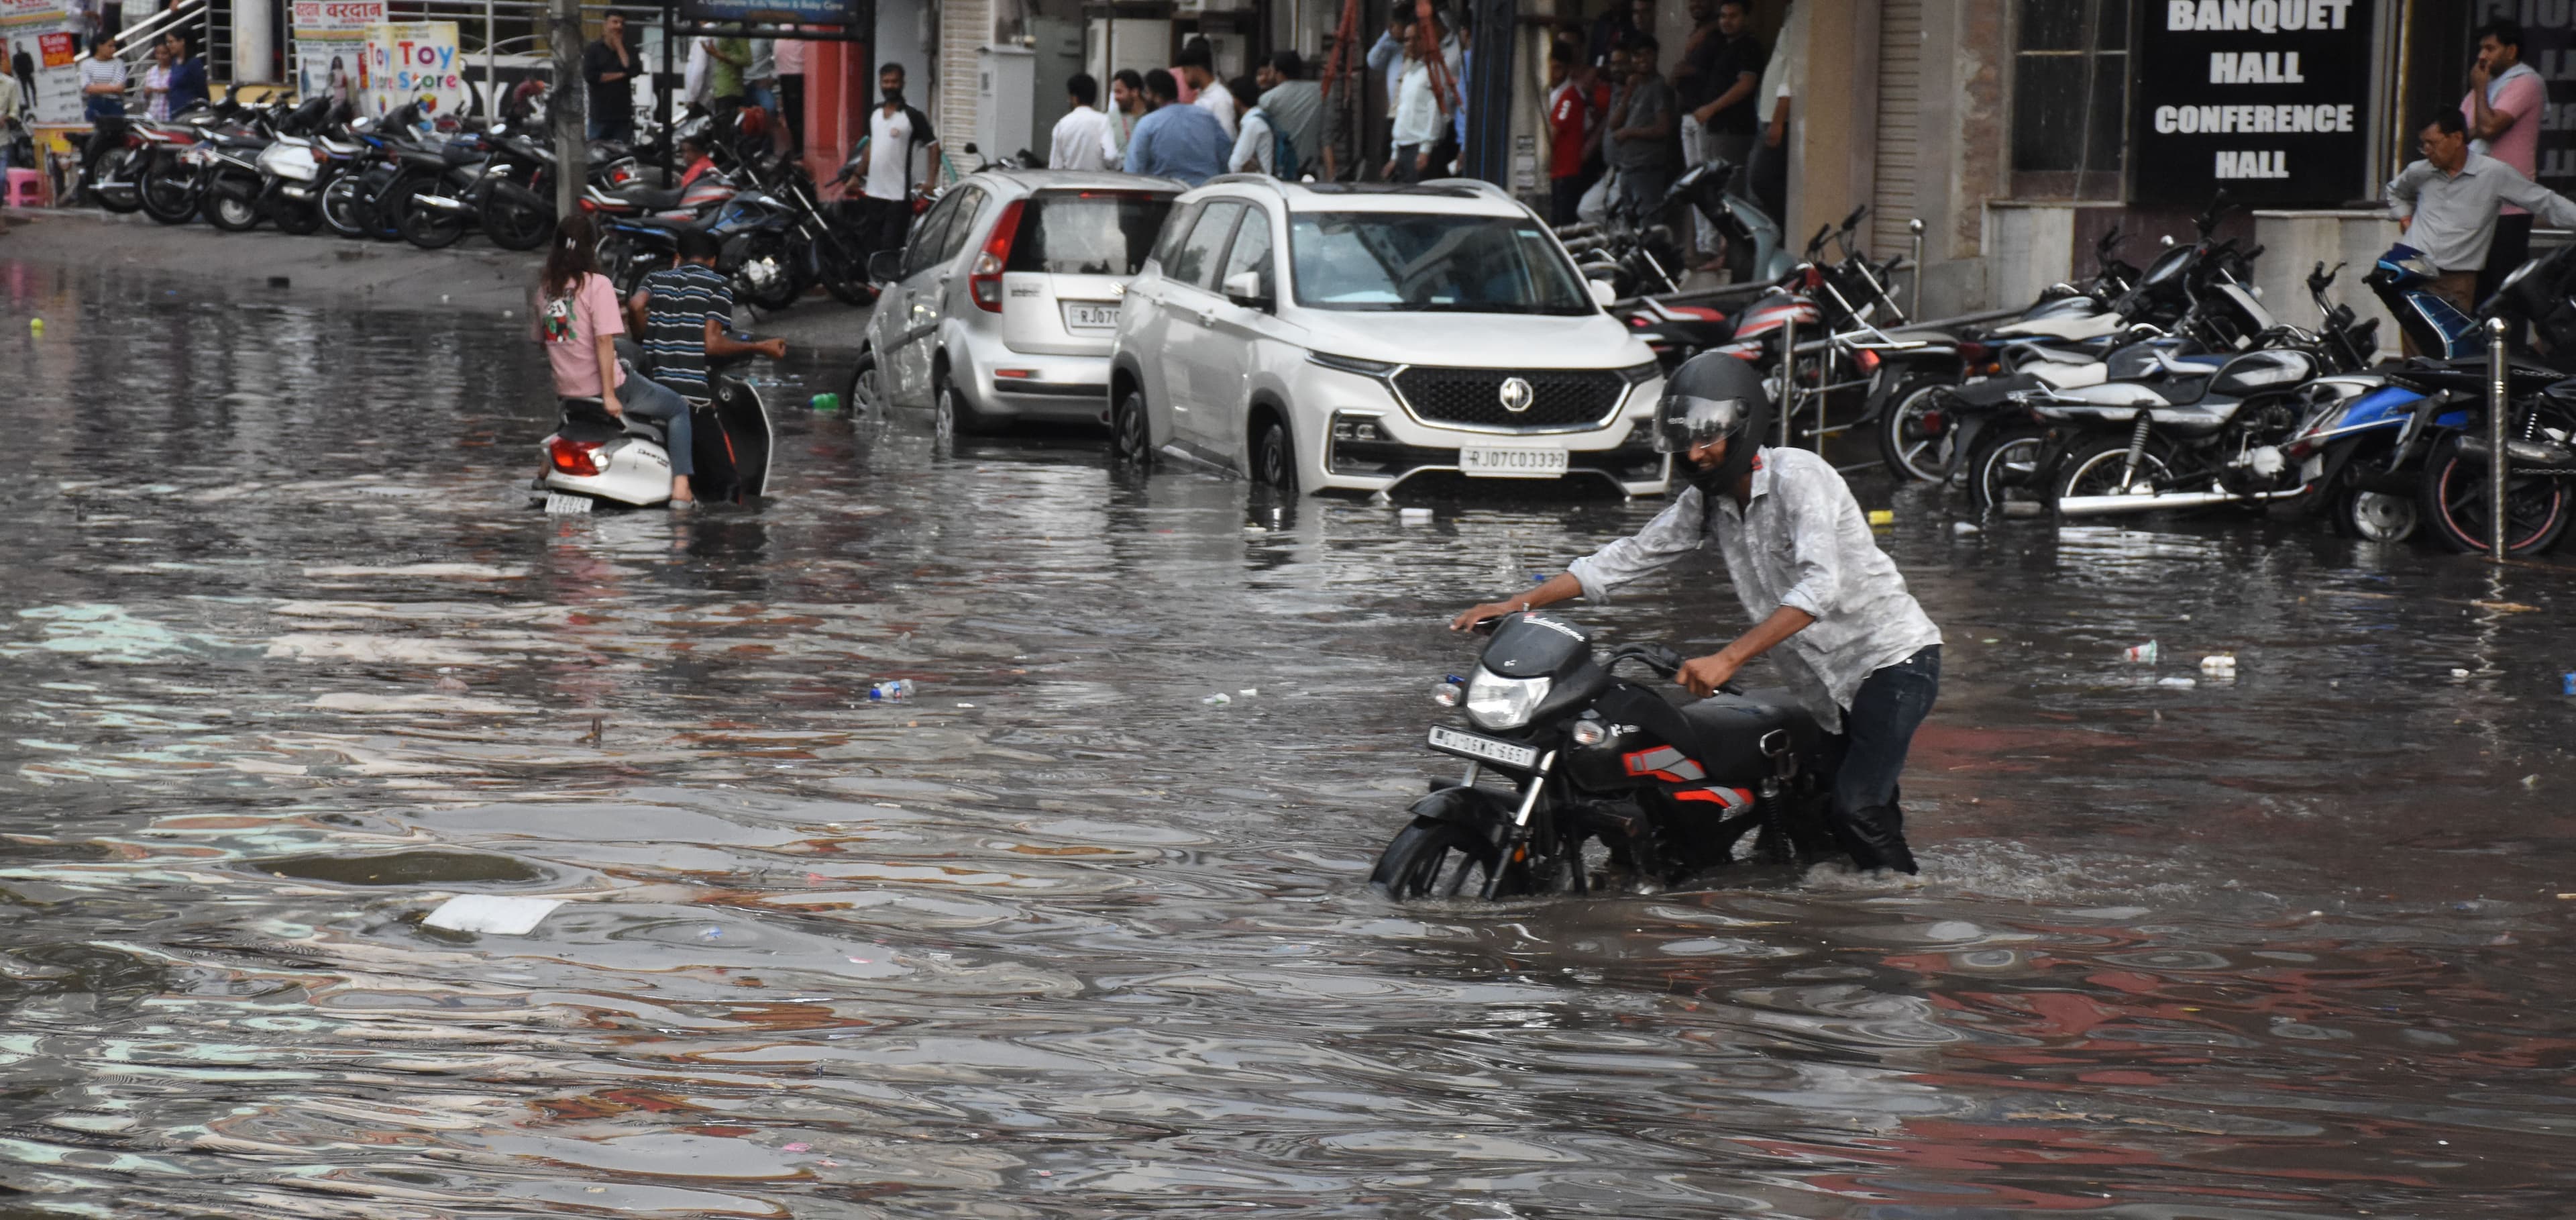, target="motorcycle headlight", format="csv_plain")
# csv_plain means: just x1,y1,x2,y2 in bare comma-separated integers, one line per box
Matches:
1464,670,1551,731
